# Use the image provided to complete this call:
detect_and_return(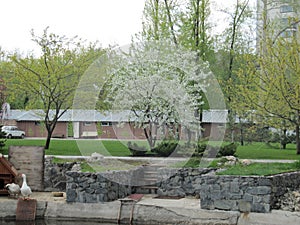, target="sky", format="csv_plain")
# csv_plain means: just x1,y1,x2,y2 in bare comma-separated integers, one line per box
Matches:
0,0,146,53
0,0,255,54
